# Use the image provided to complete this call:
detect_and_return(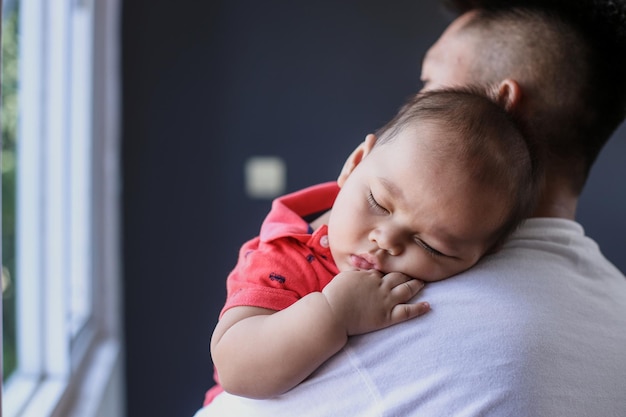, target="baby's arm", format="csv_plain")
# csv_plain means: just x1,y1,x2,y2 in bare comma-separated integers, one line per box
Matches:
210,270,429,399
